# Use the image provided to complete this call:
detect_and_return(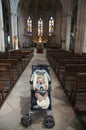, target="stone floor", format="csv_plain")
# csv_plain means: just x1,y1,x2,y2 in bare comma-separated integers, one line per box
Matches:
0,48,85,130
